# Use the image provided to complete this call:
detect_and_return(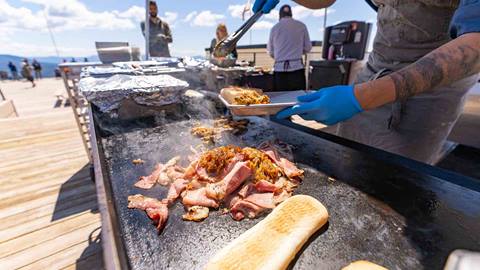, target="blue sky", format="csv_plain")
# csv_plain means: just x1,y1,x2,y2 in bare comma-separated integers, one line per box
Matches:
0,0,377,57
